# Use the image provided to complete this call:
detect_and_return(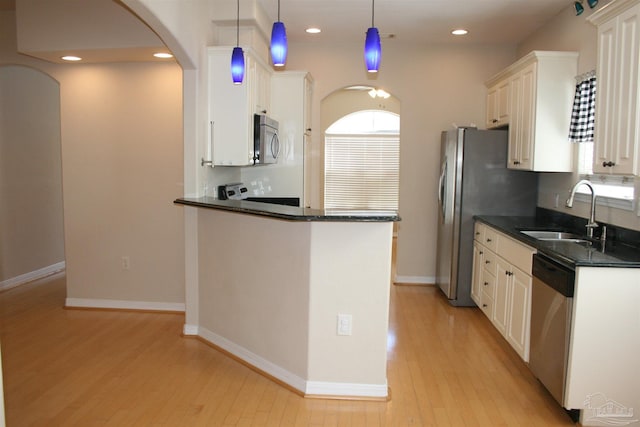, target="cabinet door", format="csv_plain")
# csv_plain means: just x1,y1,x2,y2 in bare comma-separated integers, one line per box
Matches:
493,257,511,336
508,74,522,168
209,48,253,166
497,80,510,126
594,5,640,175
518,64,536,170
612,3,640,175
486,86,499,128
593,17,618,174
303,75,313,136
508,65,535,170
486,80,510,128
471,243,484,306
507,266,532,361
252,56,271,115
